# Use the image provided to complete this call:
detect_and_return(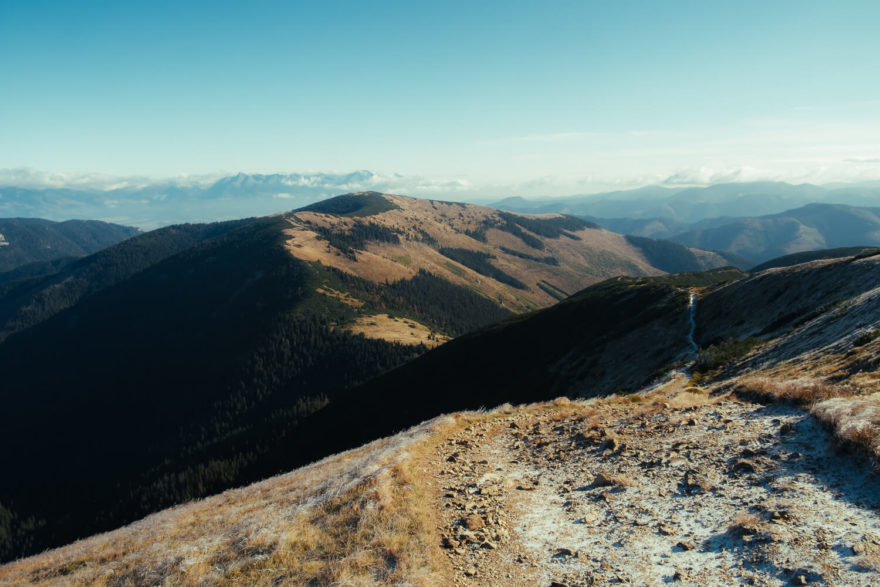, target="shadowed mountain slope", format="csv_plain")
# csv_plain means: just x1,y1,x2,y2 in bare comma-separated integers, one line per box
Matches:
273,268,746,470
749,246,880,272
0,219,253,341
0,218,139,273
